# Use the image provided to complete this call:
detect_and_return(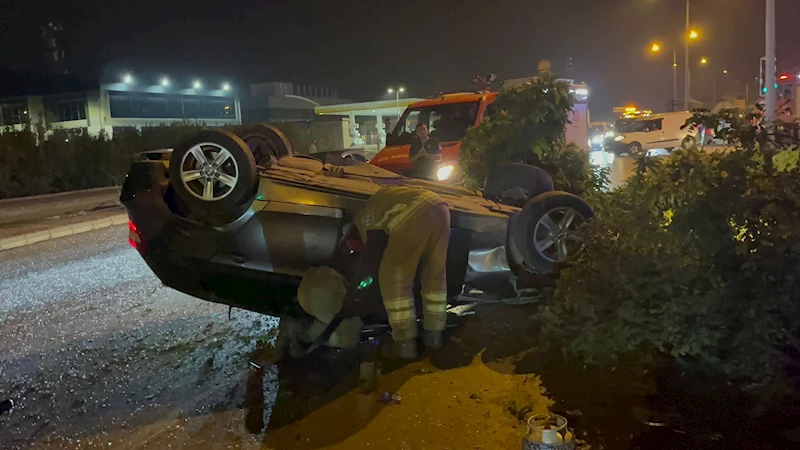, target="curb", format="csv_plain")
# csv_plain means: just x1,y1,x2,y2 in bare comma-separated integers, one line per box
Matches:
0,213,129,251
